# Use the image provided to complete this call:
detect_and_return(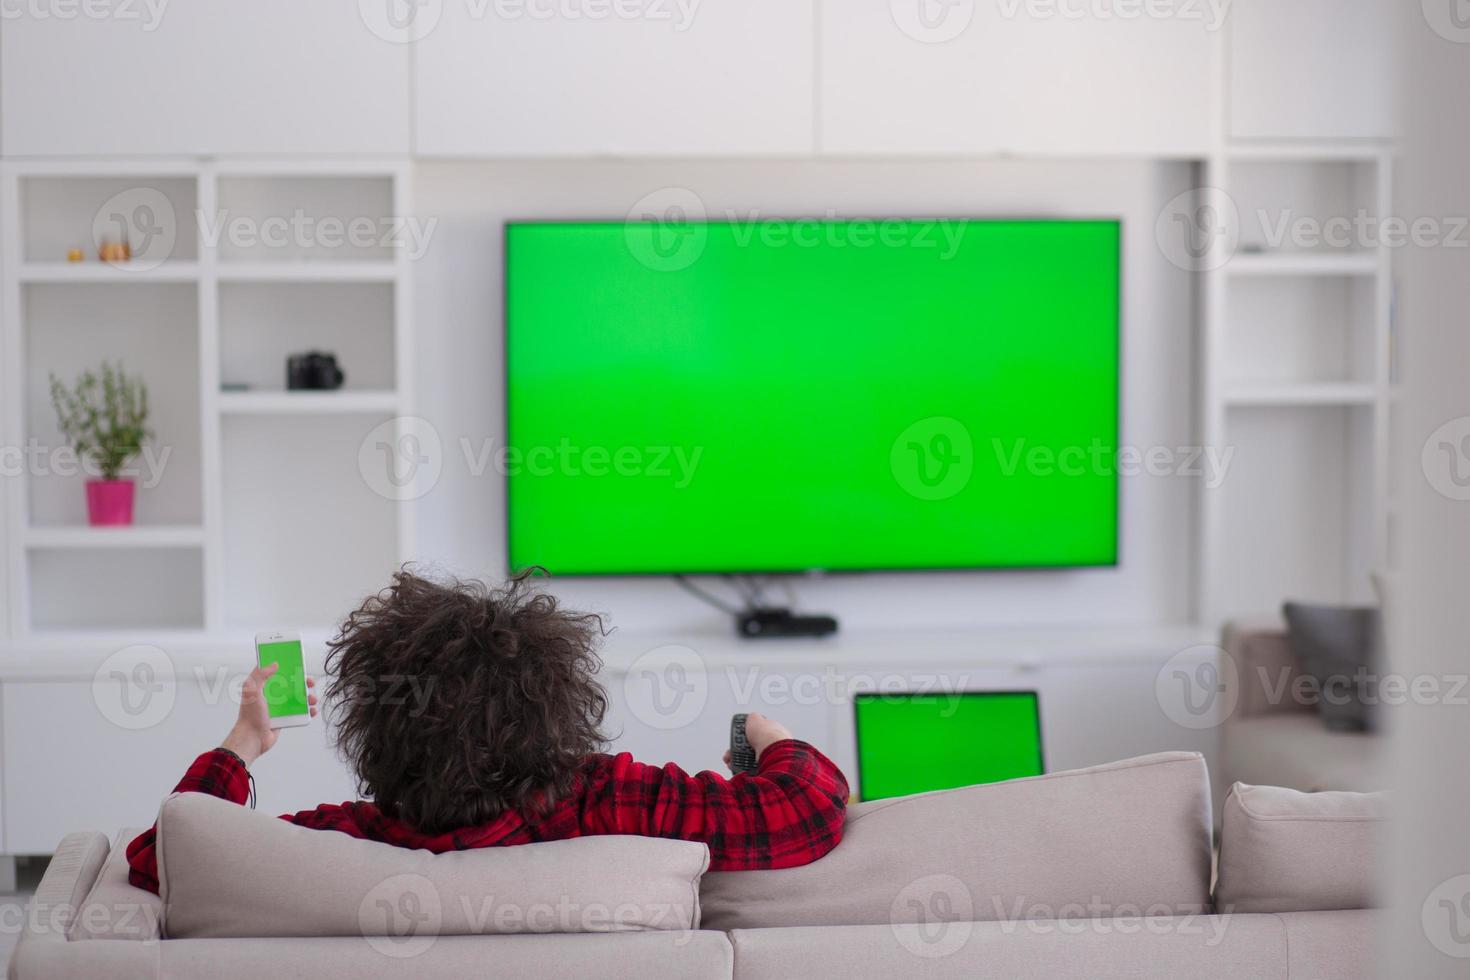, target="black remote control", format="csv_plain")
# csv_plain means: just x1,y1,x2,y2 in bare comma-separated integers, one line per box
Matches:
729,713,758,775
